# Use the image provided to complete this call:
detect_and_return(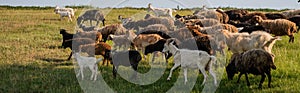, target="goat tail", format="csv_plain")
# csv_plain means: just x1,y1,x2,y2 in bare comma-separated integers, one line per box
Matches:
263,36,281,48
